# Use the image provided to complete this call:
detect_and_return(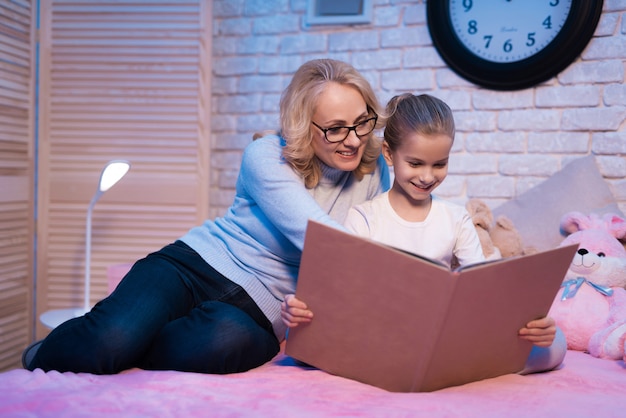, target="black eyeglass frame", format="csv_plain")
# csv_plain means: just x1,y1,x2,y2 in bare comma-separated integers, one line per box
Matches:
311,114,379,143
